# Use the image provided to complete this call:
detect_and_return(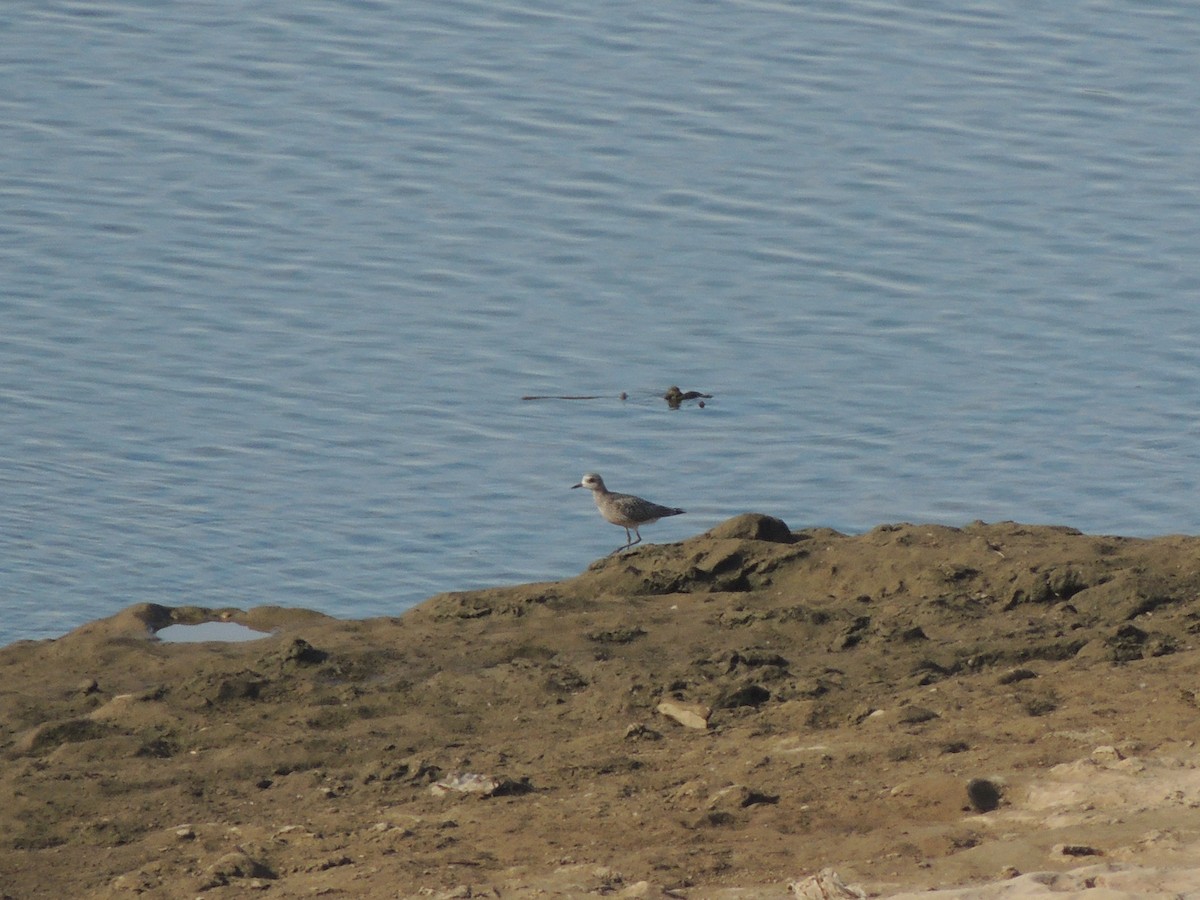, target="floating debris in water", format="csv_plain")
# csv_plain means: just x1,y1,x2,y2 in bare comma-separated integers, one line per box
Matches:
663,385,712,409
520,388,708,408
521,394,608,401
